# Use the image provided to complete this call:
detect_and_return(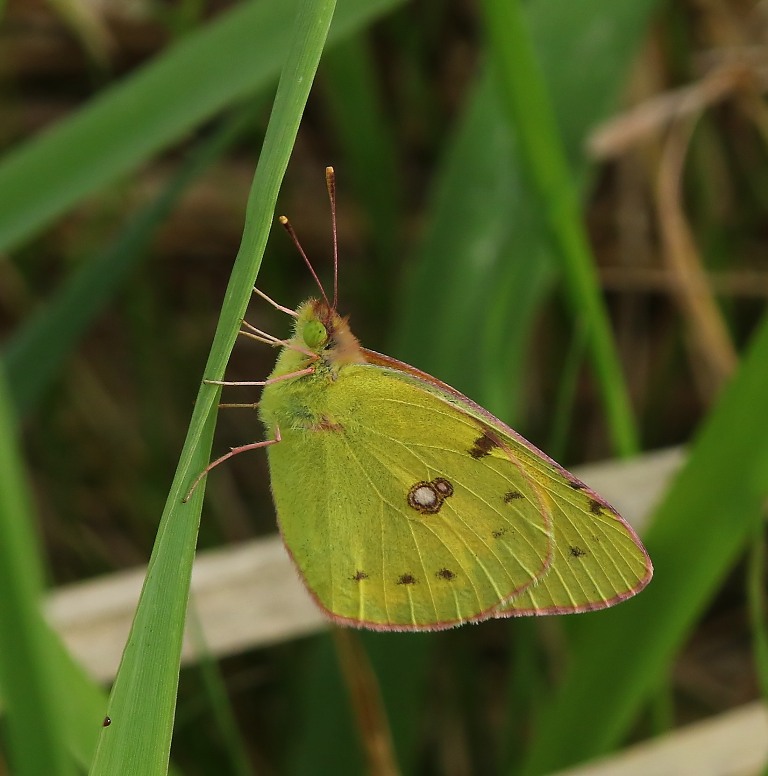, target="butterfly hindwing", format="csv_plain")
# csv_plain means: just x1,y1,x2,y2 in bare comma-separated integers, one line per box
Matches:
267,364,555,630
358,353,652,619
